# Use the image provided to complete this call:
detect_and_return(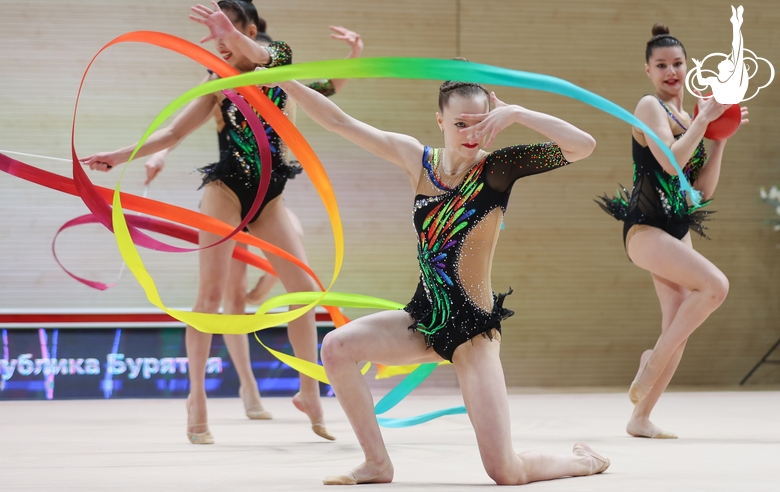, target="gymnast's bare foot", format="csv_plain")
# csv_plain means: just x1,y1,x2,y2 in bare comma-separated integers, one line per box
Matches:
323,461,394,485
293,391,336,441
626,416,678,439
